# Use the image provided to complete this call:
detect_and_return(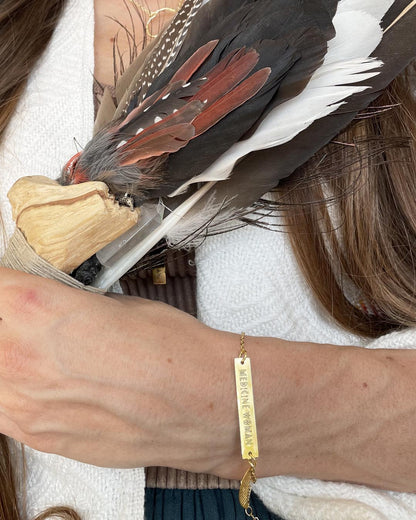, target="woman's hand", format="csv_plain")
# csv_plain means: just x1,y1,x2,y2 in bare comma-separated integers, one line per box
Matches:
0,267,244,477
